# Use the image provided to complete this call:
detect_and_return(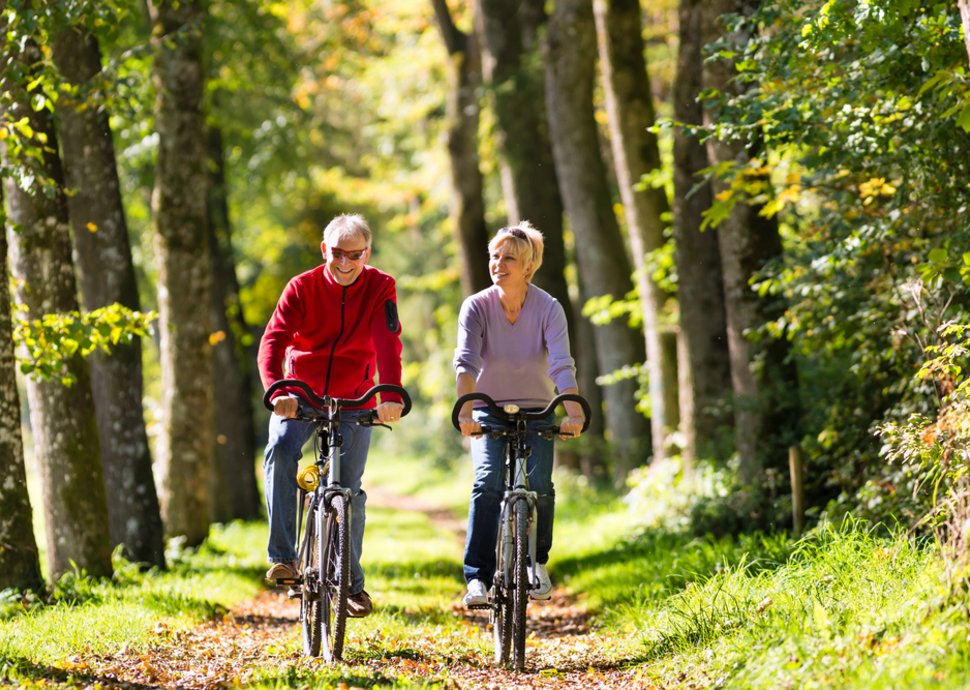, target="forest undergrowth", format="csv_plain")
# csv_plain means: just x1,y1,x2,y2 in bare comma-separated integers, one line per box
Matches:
2,452,970,689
